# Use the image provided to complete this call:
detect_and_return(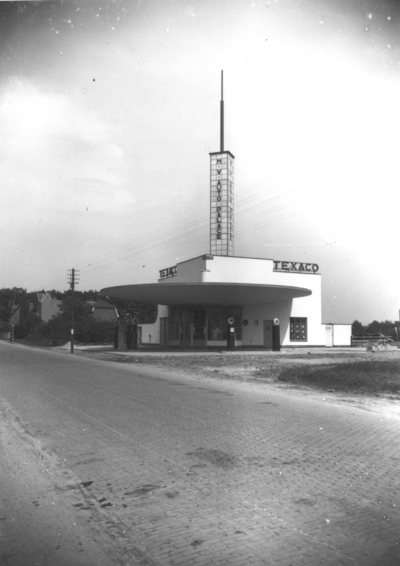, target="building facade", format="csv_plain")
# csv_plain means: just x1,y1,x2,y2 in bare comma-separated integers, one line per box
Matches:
37,292,61,322
125,254,325,348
